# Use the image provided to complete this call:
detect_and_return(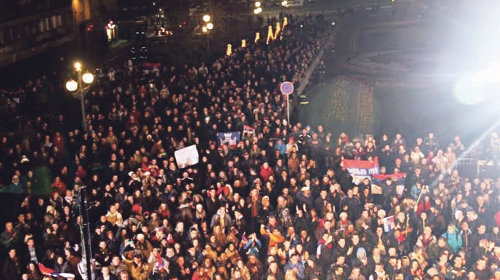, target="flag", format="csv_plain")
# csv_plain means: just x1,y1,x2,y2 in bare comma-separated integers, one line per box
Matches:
39,263,75,278
383,215,395,232
174,145,200,169
243,125,255,135
371,173,406,196
342,157,380,184
217,132,241,148
142,62,161,72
